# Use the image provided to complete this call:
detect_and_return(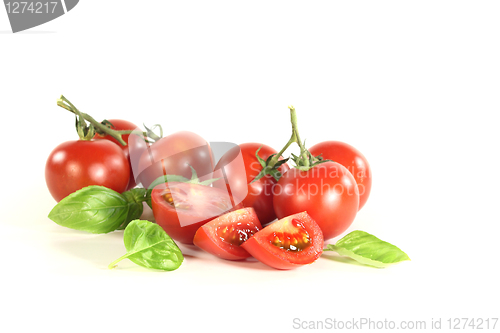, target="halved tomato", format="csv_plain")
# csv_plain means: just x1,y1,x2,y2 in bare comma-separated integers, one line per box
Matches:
193,208,262,260
151,182,243,244
241,212,324,270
